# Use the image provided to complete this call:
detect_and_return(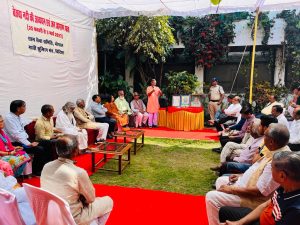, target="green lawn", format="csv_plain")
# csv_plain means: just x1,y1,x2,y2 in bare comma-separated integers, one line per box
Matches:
90,138,220,195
